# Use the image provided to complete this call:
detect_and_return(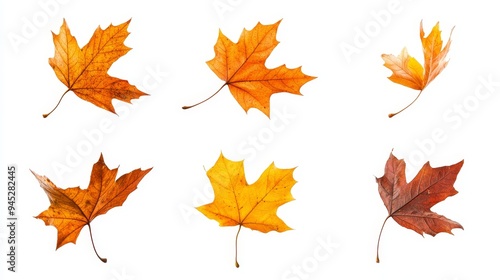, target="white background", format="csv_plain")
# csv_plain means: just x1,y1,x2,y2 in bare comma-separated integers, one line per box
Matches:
1,0,499,279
